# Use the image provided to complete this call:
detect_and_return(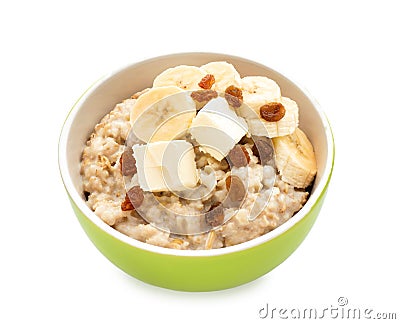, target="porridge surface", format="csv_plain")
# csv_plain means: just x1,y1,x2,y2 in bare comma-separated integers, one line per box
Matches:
81,97,308,250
